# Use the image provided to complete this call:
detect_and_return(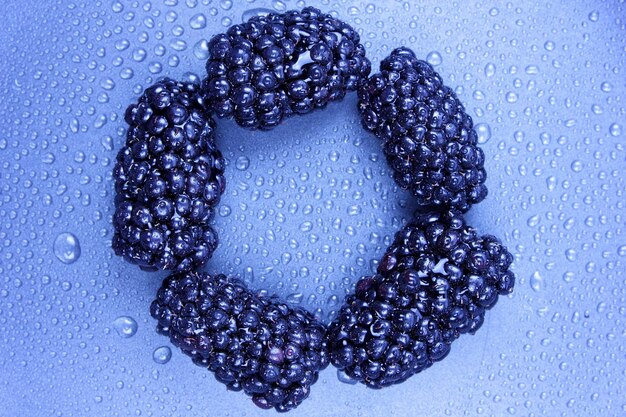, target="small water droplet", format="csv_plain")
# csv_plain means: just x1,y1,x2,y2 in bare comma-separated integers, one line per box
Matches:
113,316,138,338
153,346,172,364
53,232,81,264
